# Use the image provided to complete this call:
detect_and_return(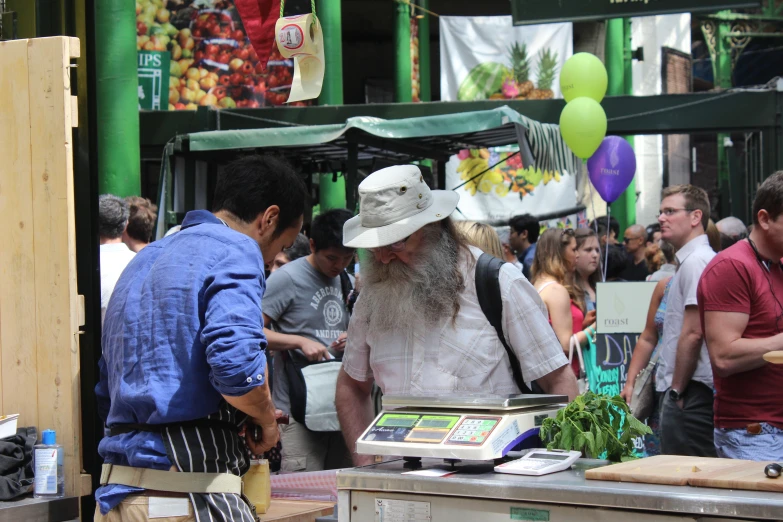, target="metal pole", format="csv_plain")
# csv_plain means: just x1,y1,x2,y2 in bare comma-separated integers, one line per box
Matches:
94,0,140,197
606,18,635,234
316,0,343,106
394,0,412,103
715,14,732,217
315,0,346,210
418,0,431,102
